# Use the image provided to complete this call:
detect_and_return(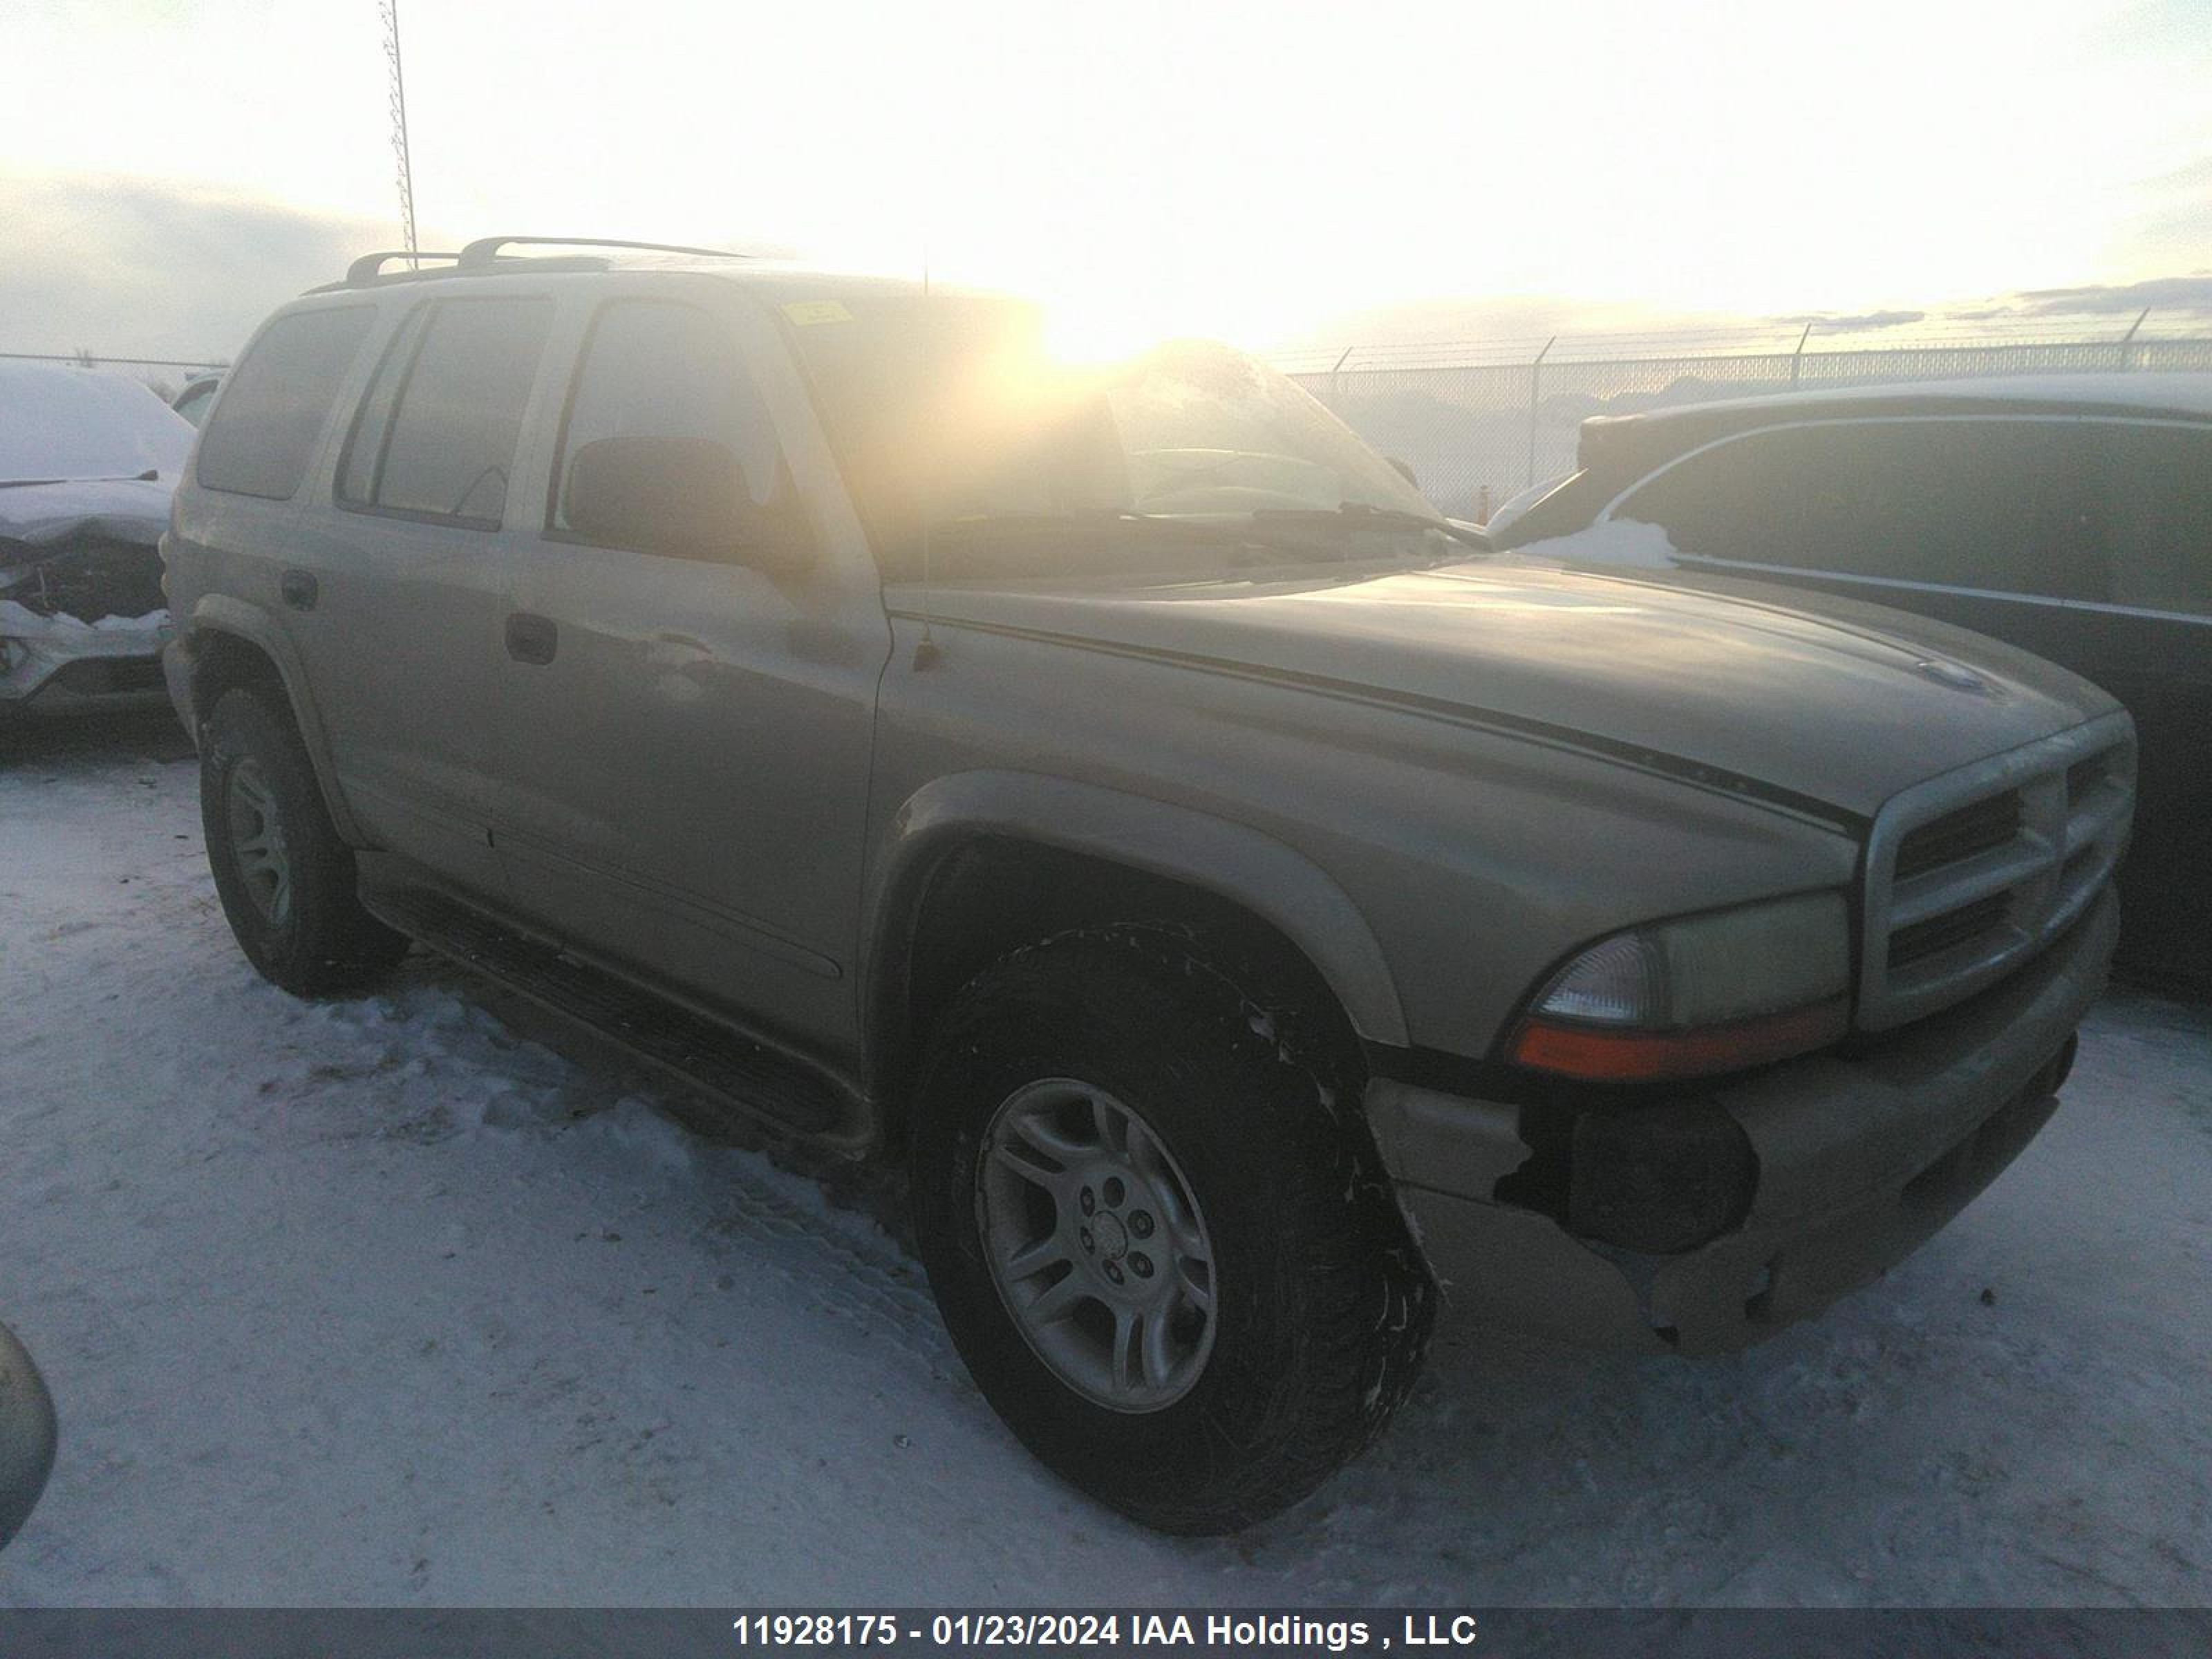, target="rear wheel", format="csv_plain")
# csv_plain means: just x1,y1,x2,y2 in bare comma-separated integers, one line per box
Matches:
911,926,1433,1534
200,686,409,996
